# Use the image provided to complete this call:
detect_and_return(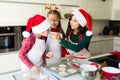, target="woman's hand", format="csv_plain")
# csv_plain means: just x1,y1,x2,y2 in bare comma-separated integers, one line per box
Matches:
46,52,53,58
50,33,61,42
31,66,42,75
